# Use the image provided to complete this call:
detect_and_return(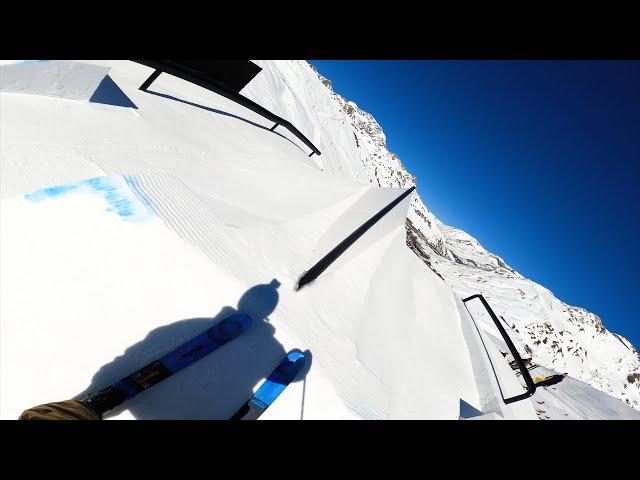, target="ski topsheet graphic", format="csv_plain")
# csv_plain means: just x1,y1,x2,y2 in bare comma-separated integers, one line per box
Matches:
231,350,307,420
80,313,252,417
